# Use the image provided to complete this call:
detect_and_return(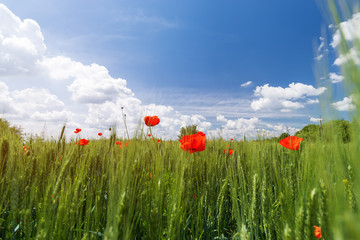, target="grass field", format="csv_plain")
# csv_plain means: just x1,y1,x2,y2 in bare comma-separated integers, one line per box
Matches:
1,125,360,239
